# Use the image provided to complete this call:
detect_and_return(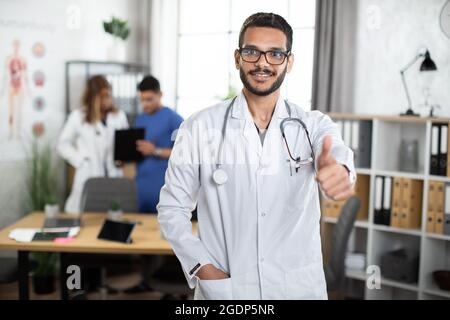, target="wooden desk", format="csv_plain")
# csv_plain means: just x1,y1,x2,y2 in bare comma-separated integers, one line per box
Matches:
0,212,179,300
